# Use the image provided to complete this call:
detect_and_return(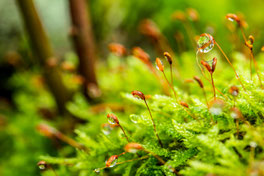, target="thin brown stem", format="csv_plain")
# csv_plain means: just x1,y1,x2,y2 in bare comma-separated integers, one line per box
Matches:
170,64,173,85
55,132,84,150
144,100,163,147
250,50,263,88
215,42,246,91
162,72,178,100
210,73,216,100
119,125,130,143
